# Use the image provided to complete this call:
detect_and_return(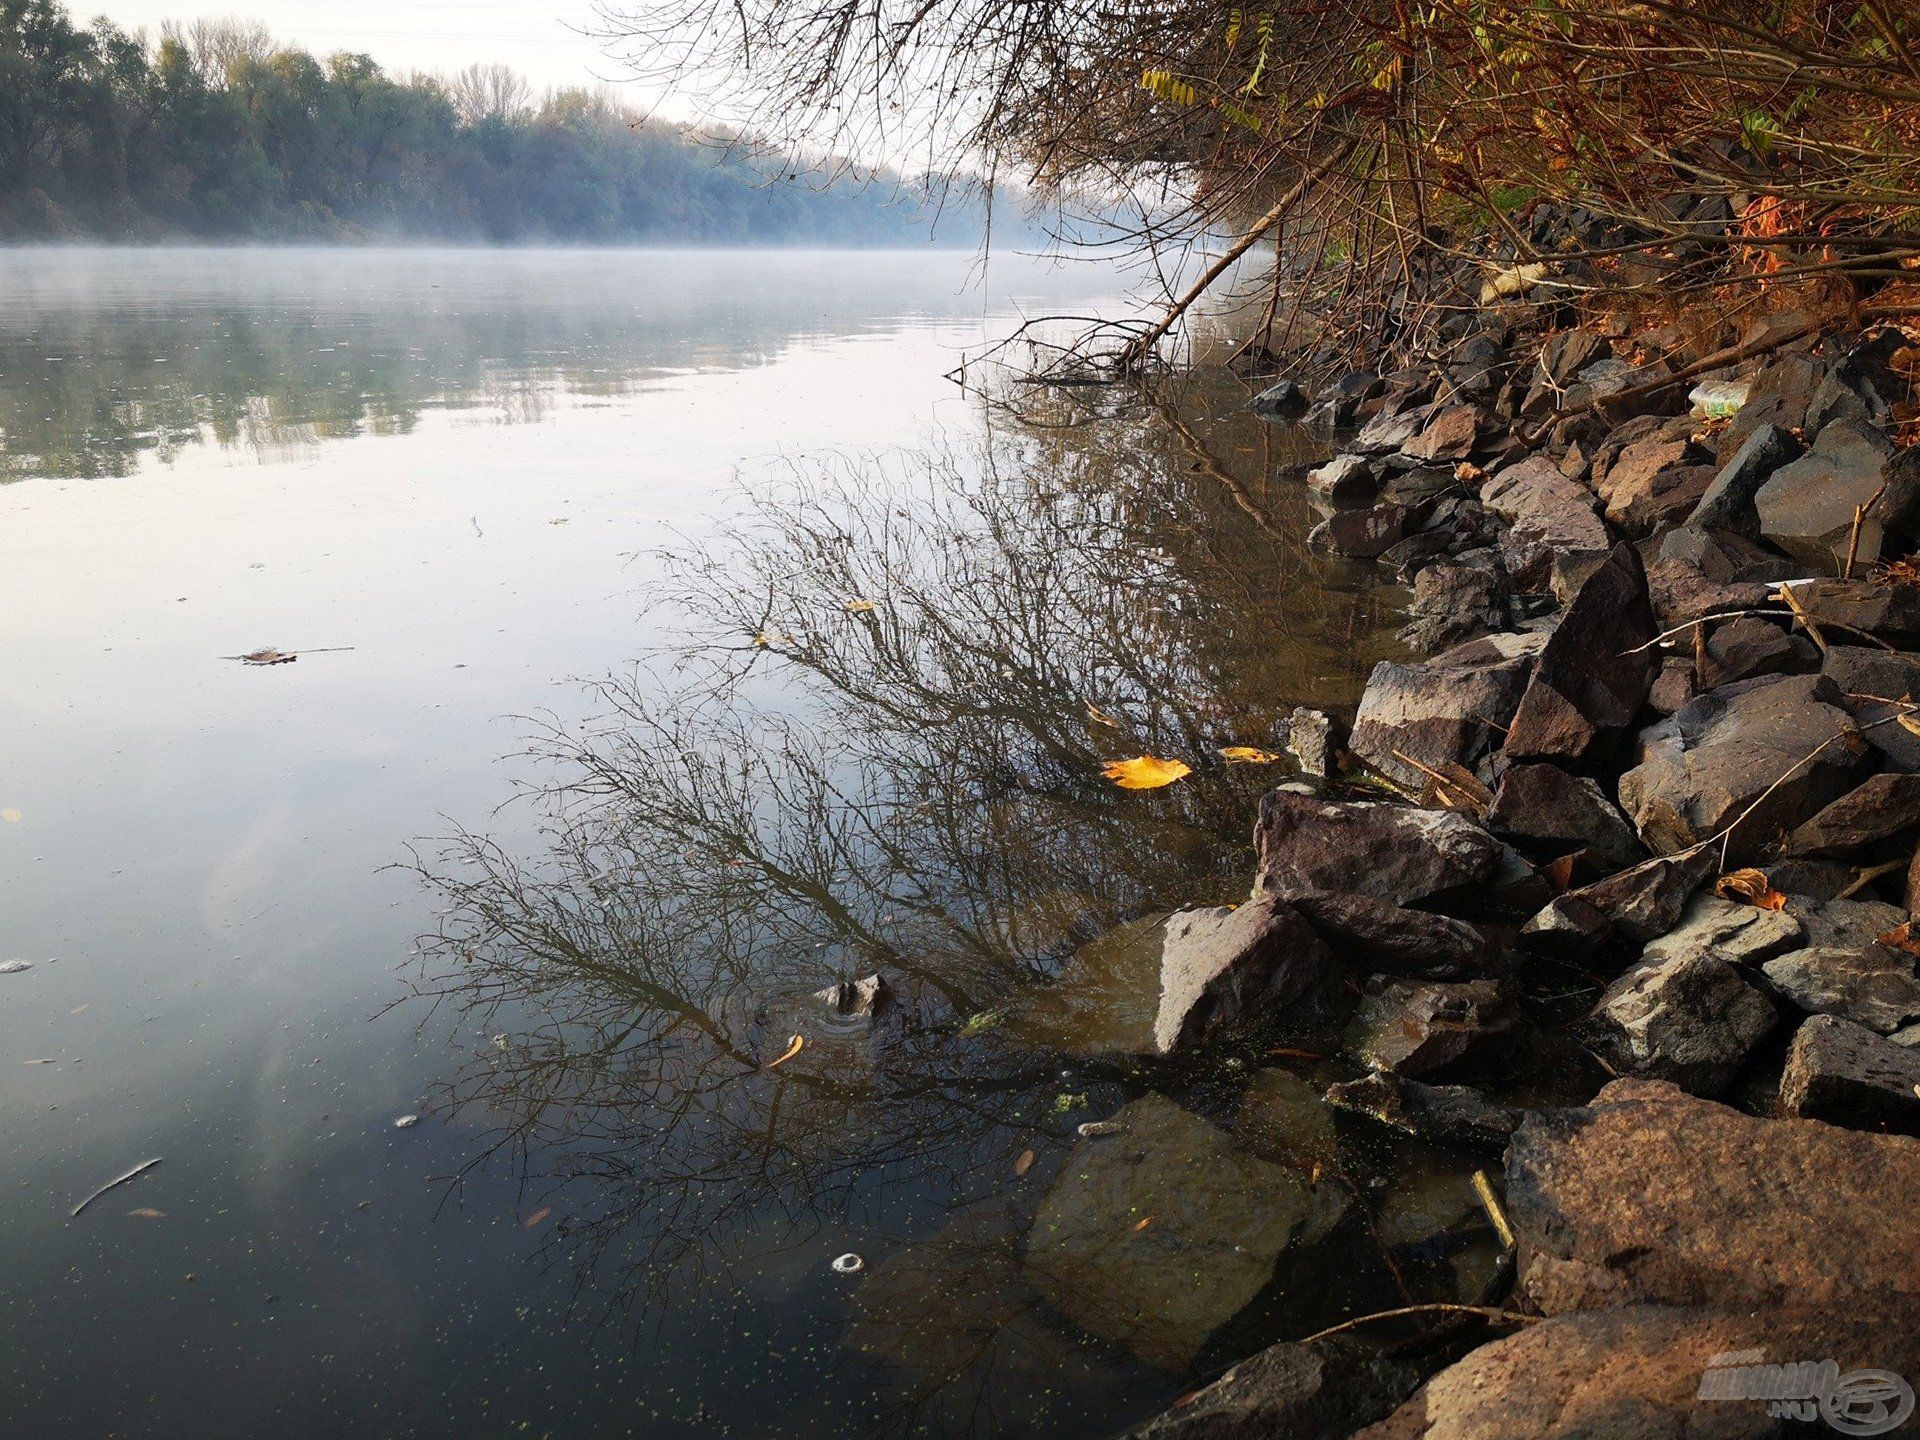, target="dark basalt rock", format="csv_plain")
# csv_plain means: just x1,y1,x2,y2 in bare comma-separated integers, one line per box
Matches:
1307,501,1419,559
1576,952,1777,1097
1787,578,1920,648
1291,892,1498,978
1686,421,1803,534
1698,615,1817,686
1761,945,1920,1035
1821,644,1920,769
1247,379,1309,418
1401,404,1482,463
1617,673,1867,861
1652,524,1796,586
1643,557,1770,629
1593,435,1712,533
1396,562,1511,652
1787,771,1920,856
1323,1070,1520,1149
1485,762,1646,873
1348,631,1543,791
1754,419,1919,566
1155,895,1330,1054
1480,456,1610,592
1503,542,1659,762
1345,977,1514,1075
1254,787,1505,909
1779,1013,1920,1136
